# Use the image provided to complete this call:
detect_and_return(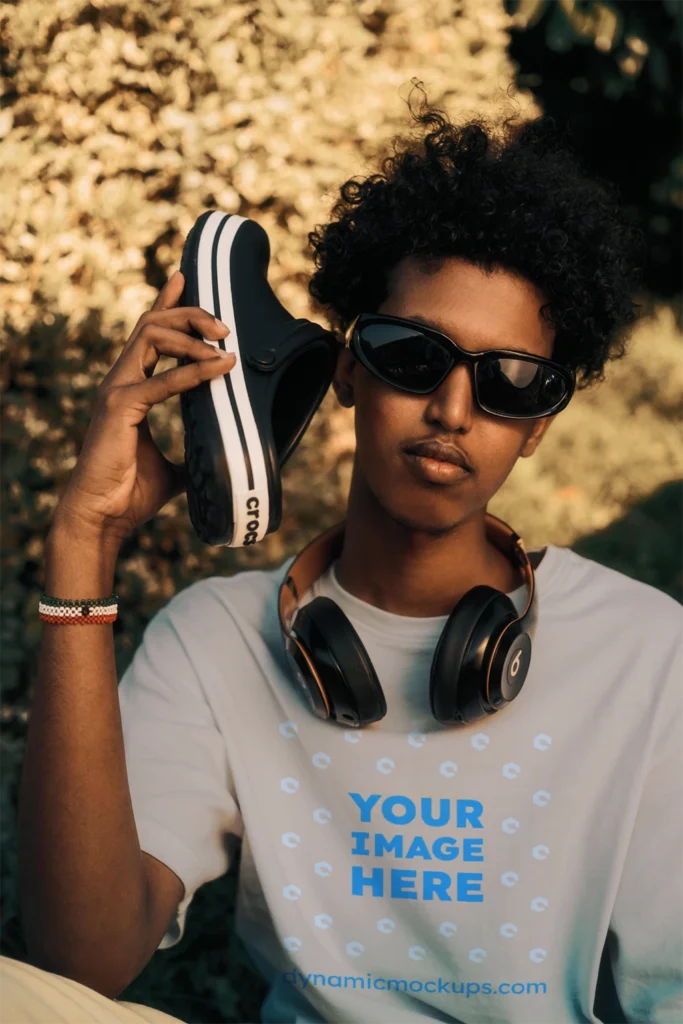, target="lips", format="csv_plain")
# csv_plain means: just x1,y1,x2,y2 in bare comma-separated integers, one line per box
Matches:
403,440,473,472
